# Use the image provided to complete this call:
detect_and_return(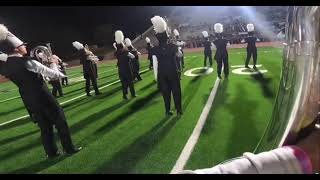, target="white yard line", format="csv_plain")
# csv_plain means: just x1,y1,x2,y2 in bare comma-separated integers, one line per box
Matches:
170,77,221,174
0,68,150,127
